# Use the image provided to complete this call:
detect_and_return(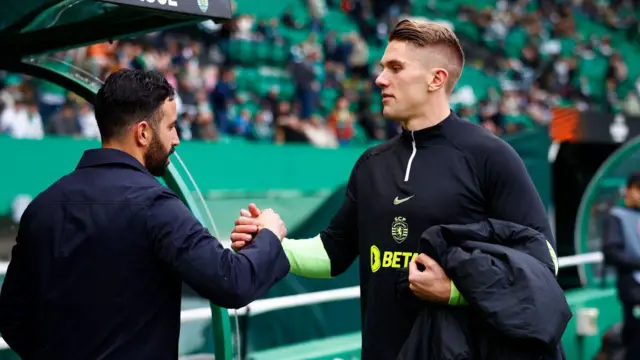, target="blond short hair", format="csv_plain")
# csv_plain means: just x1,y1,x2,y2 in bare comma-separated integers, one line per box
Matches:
389,19,465,93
